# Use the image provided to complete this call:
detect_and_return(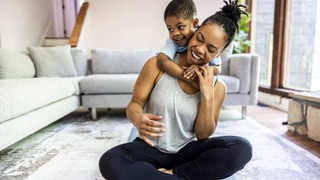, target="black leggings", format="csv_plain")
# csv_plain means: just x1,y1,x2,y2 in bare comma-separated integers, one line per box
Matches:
99,136,252,180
